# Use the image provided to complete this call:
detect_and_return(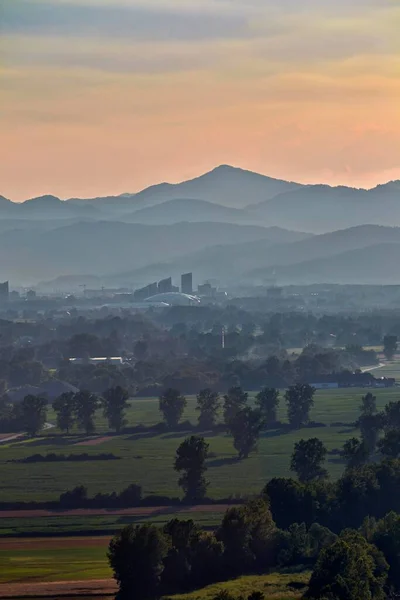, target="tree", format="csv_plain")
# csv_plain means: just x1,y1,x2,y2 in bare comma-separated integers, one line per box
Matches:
159,388,187,429
378,429,400,458
162,519,198,590
223,386,248,427
360,392,377,417
384,401,400,430
372,512,400,591
290,438,327,483
217,498,275,575
359,413,384,454
189,530,224,587
285,384,315,428
174,436,209,502
264,477,314,530
59,485,88,508
227,407,264,459
305,530,388,600
108,524,170,600
102,386,129,433
196,389,220,430
342,437,369,468
20,395,47,437
383,335,398,361
75,390,99,435
255,388,279,426
119,484,142,507
53,392,75,434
